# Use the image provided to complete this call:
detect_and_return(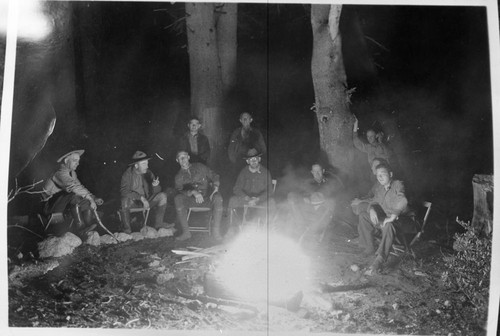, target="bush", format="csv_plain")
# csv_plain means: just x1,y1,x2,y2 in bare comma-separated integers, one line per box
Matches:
443,218,491,322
